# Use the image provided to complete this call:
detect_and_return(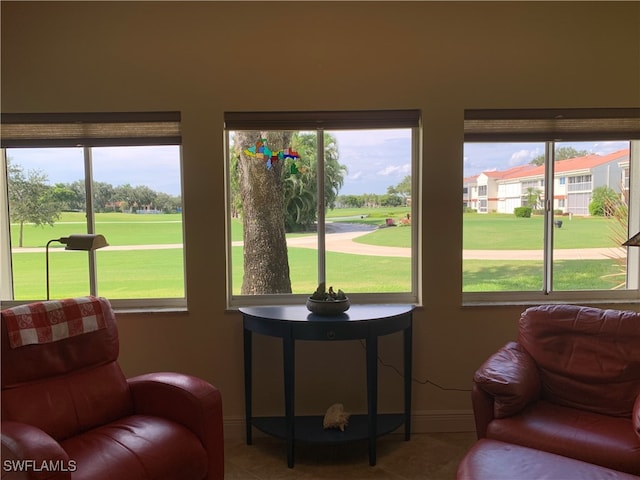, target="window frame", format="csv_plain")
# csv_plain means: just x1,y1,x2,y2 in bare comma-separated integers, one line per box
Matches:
0,112,186,310
224,110,422,308
463,108,640,306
